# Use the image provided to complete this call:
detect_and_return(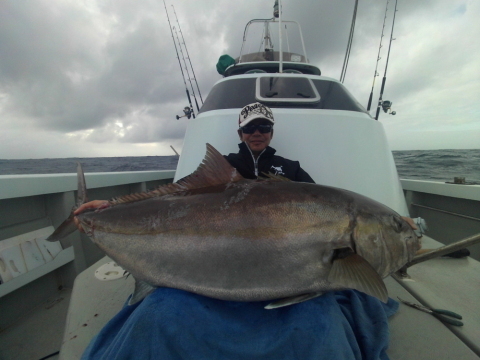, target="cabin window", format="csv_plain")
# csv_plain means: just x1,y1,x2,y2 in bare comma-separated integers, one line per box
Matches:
255,77,320,104
199,77,368,115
